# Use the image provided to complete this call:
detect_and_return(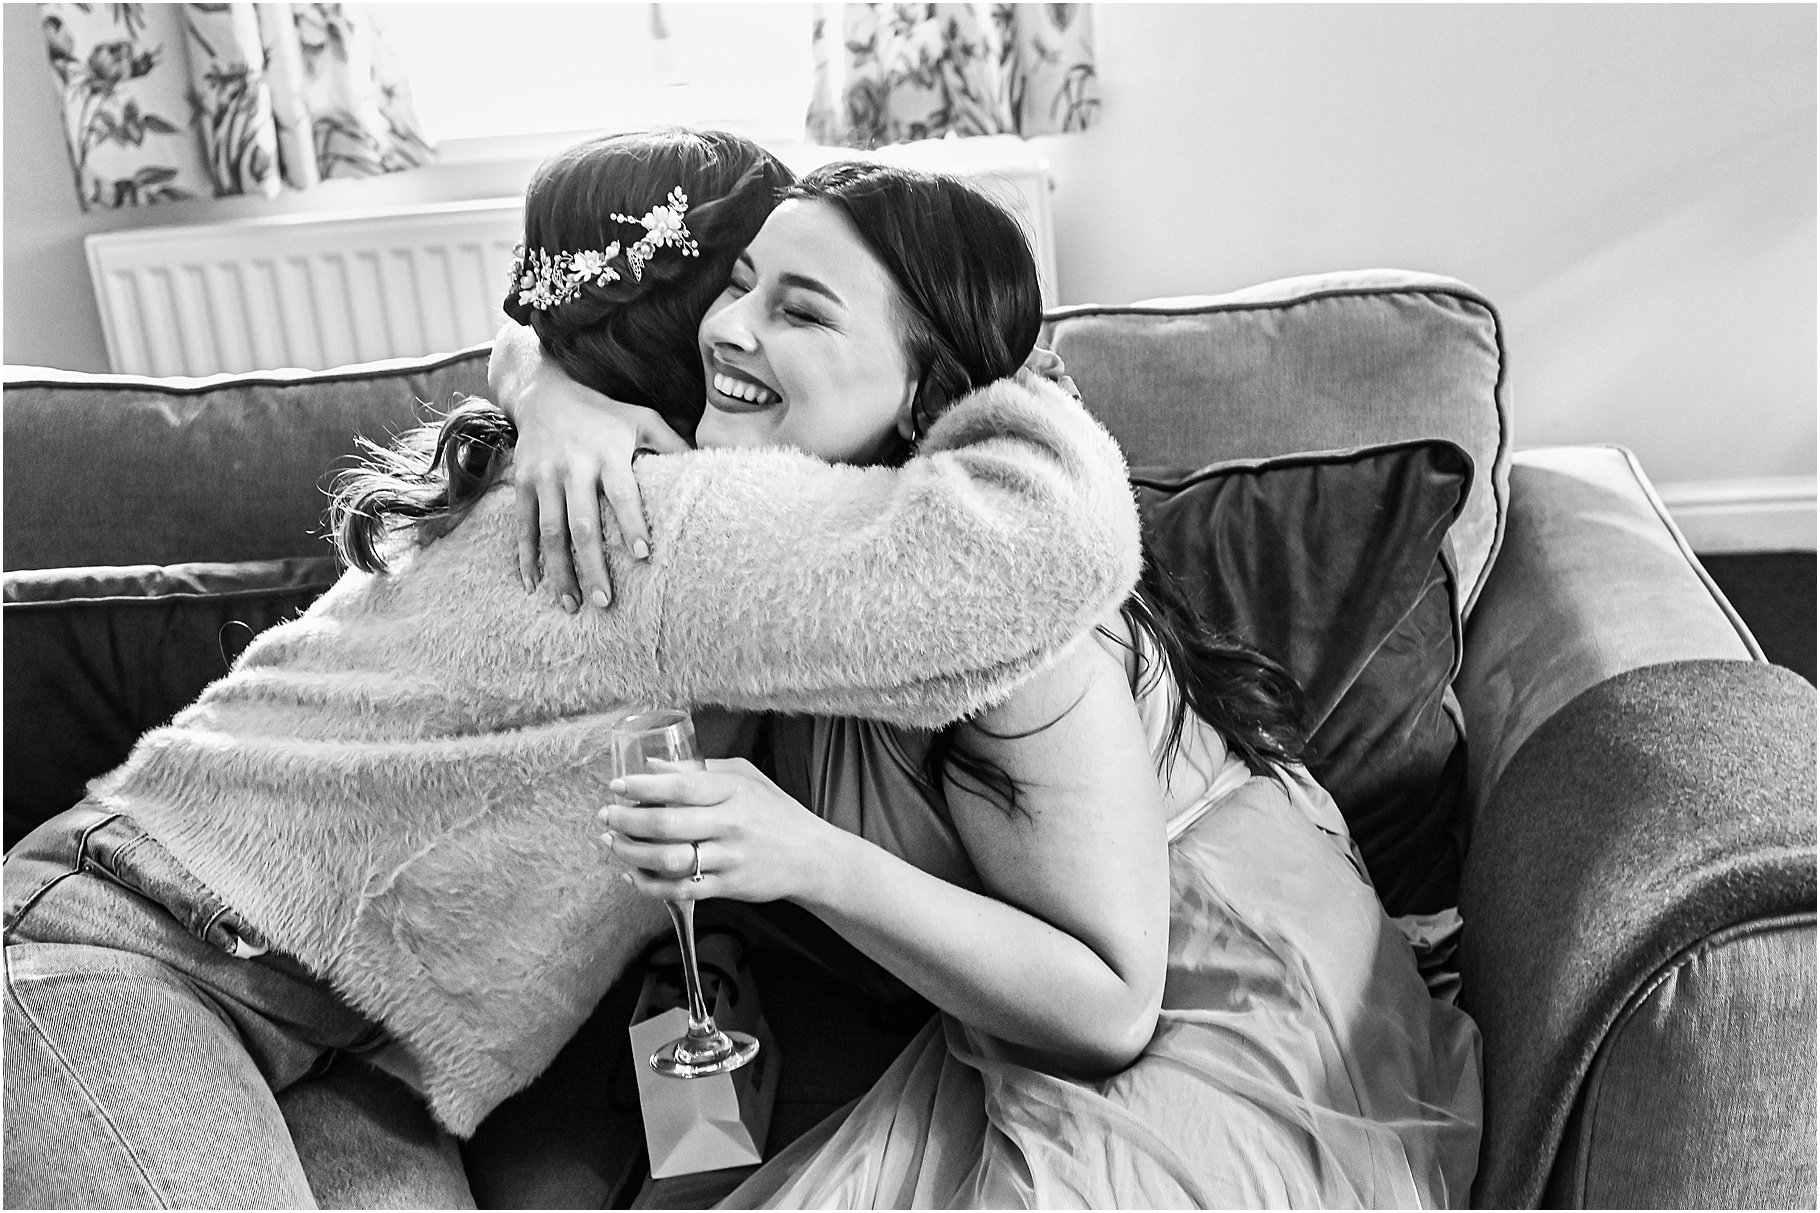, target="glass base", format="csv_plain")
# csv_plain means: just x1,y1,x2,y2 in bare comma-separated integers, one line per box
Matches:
650,1028,760,1079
